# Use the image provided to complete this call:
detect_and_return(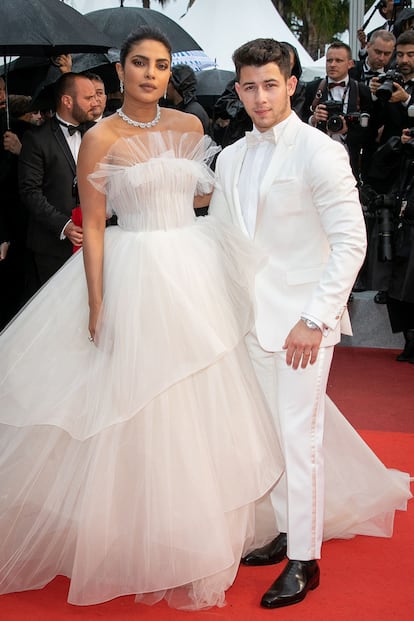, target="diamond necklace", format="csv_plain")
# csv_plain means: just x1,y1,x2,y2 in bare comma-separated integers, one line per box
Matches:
117,105,161,129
